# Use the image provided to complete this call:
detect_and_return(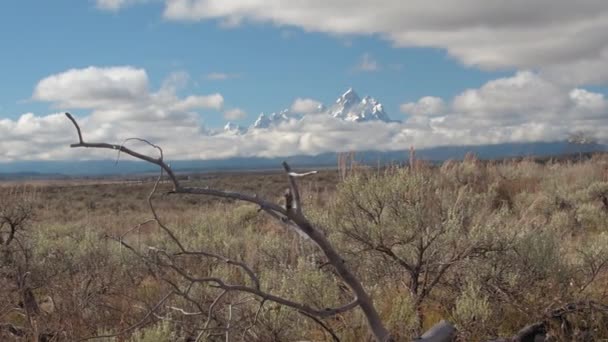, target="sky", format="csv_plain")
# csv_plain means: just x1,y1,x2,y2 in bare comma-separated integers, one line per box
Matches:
1,0,608,162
